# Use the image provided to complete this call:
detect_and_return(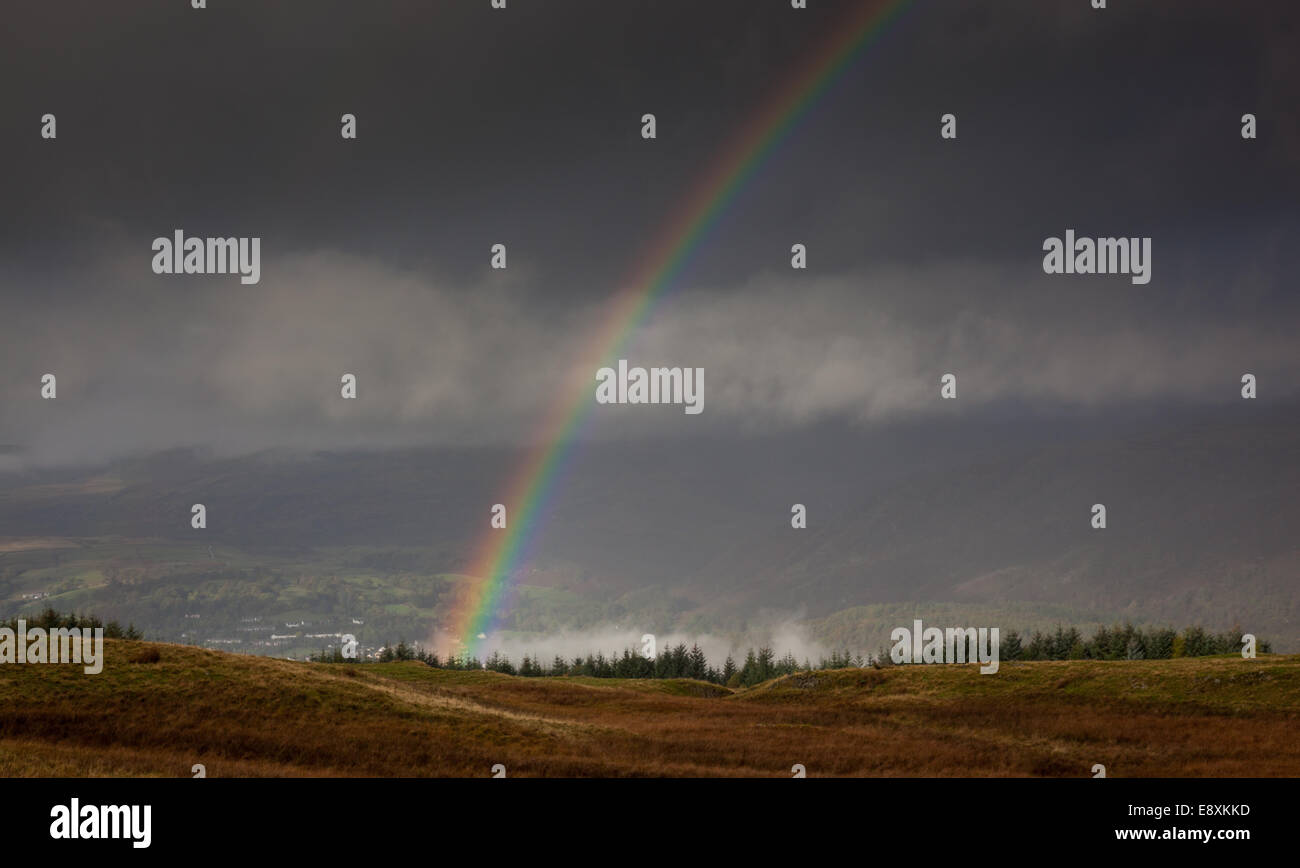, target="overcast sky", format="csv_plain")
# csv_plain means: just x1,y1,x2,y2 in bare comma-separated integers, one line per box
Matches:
1,0,1296,468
